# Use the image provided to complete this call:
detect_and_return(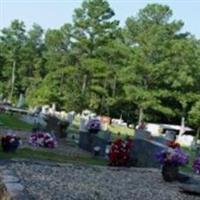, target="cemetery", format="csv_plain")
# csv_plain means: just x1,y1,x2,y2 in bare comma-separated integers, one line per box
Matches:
1,0,200,199
0,105,200,199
